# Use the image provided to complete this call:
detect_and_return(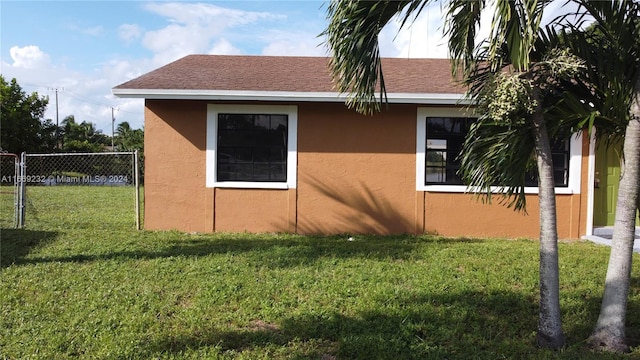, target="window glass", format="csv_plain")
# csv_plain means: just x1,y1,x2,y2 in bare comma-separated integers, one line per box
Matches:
425,117,473,185
217,114,288,182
